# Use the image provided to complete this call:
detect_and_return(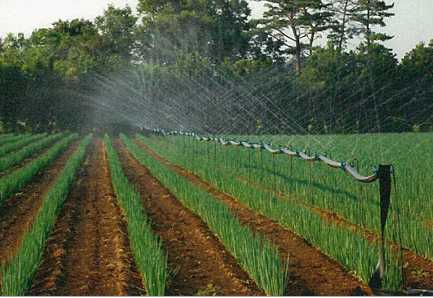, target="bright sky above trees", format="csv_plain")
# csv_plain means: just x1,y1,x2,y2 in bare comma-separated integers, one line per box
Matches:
0,0,432,58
